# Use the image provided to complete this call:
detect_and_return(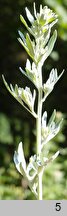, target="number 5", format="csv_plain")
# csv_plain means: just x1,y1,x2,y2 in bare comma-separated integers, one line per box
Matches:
55,203,61,211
